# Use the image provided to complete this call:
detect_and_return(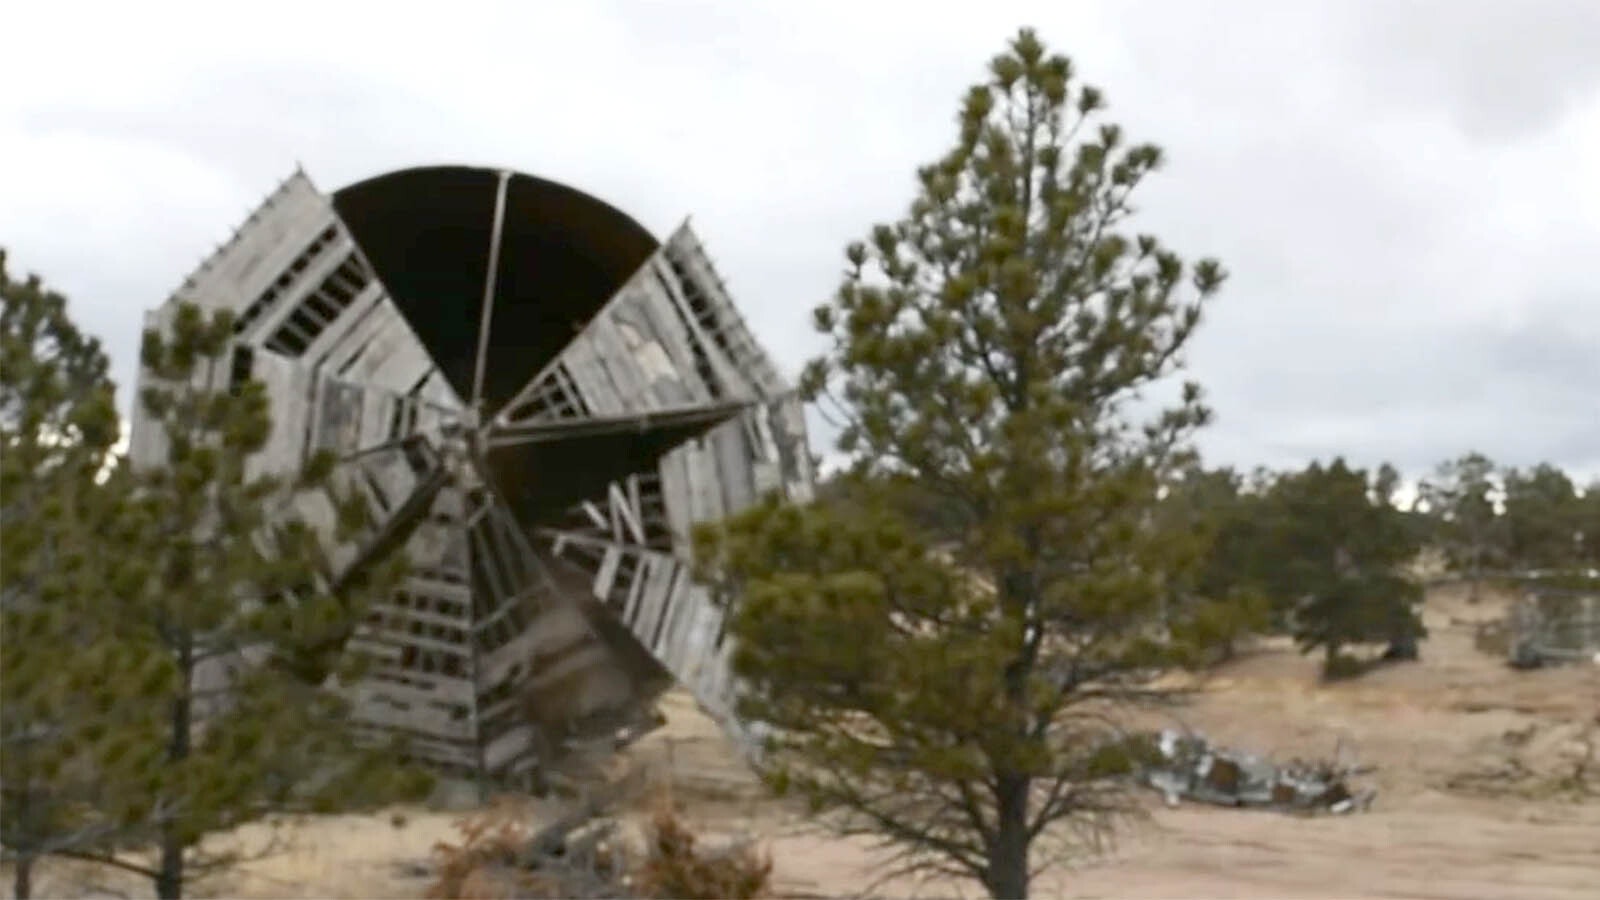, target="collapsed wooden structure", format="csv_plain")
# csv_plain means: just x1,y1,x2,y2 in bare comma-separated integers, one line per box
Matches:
128,165,813,782
1509,587,1600,668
